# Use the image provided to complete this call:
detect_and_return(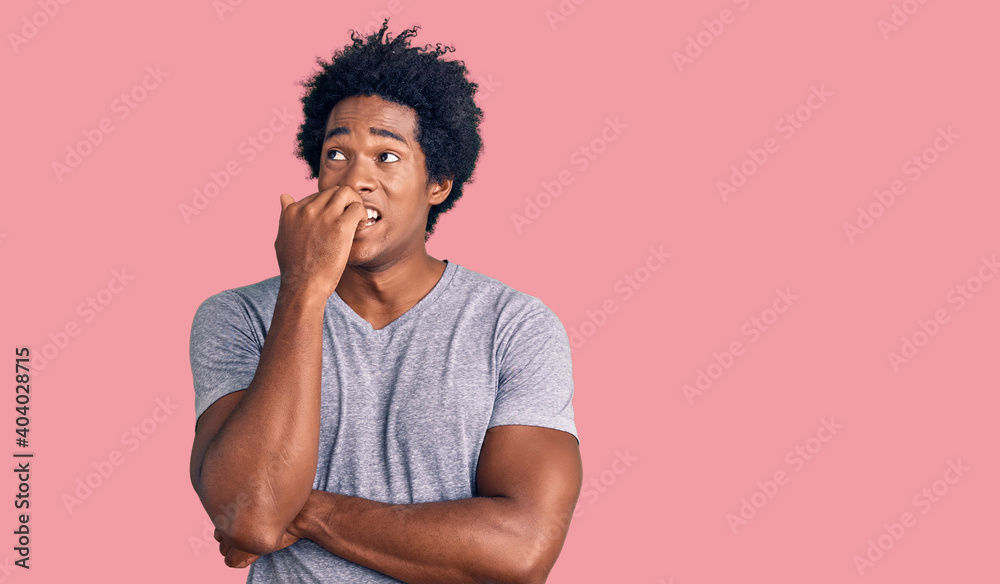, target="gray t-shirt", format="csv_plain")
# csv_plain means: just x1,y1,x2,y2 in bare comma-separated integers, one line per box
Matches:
189,259,578,583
